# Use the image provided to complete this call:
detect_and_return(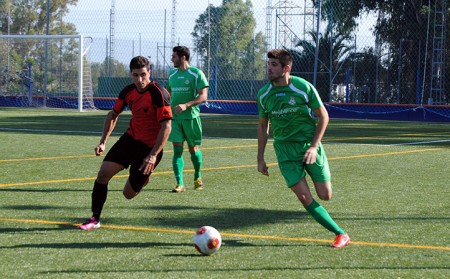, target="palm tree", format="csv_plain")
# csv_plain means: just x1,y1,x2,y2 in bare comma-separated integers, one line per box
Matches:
289,23,353,101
